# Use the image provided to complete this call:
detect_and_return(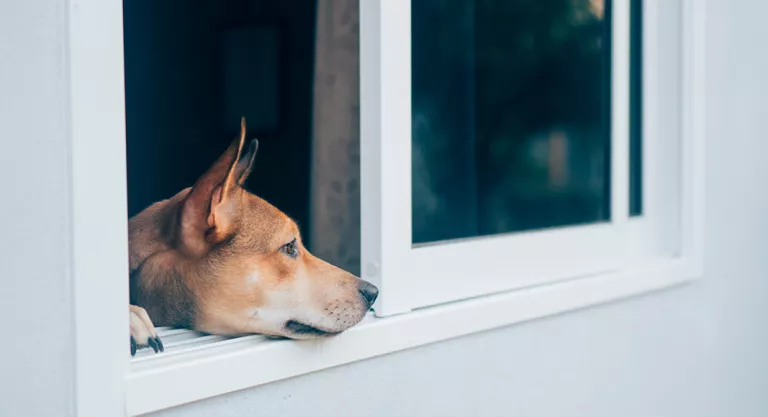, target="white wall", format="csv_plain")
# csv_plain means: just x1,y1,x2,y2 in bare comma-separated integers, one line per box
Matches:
152,1,768,415
2,0,767,416
0,1,75,417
